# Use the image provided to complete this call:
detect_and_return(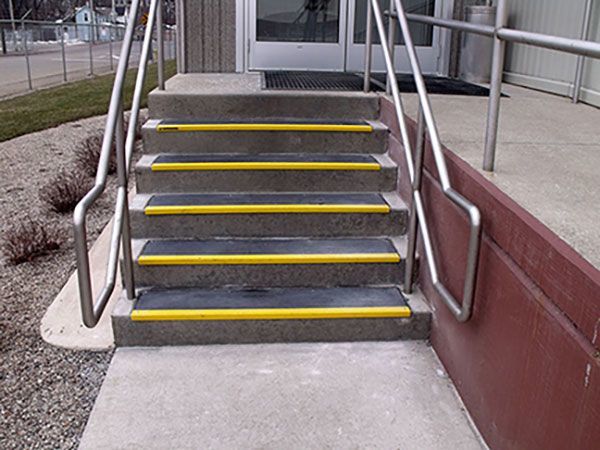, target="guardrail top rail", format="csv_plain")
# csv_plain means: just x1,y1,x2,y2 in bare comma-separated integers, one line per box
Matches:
365,0,482,322
73,0,166,328
404,0,600,171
